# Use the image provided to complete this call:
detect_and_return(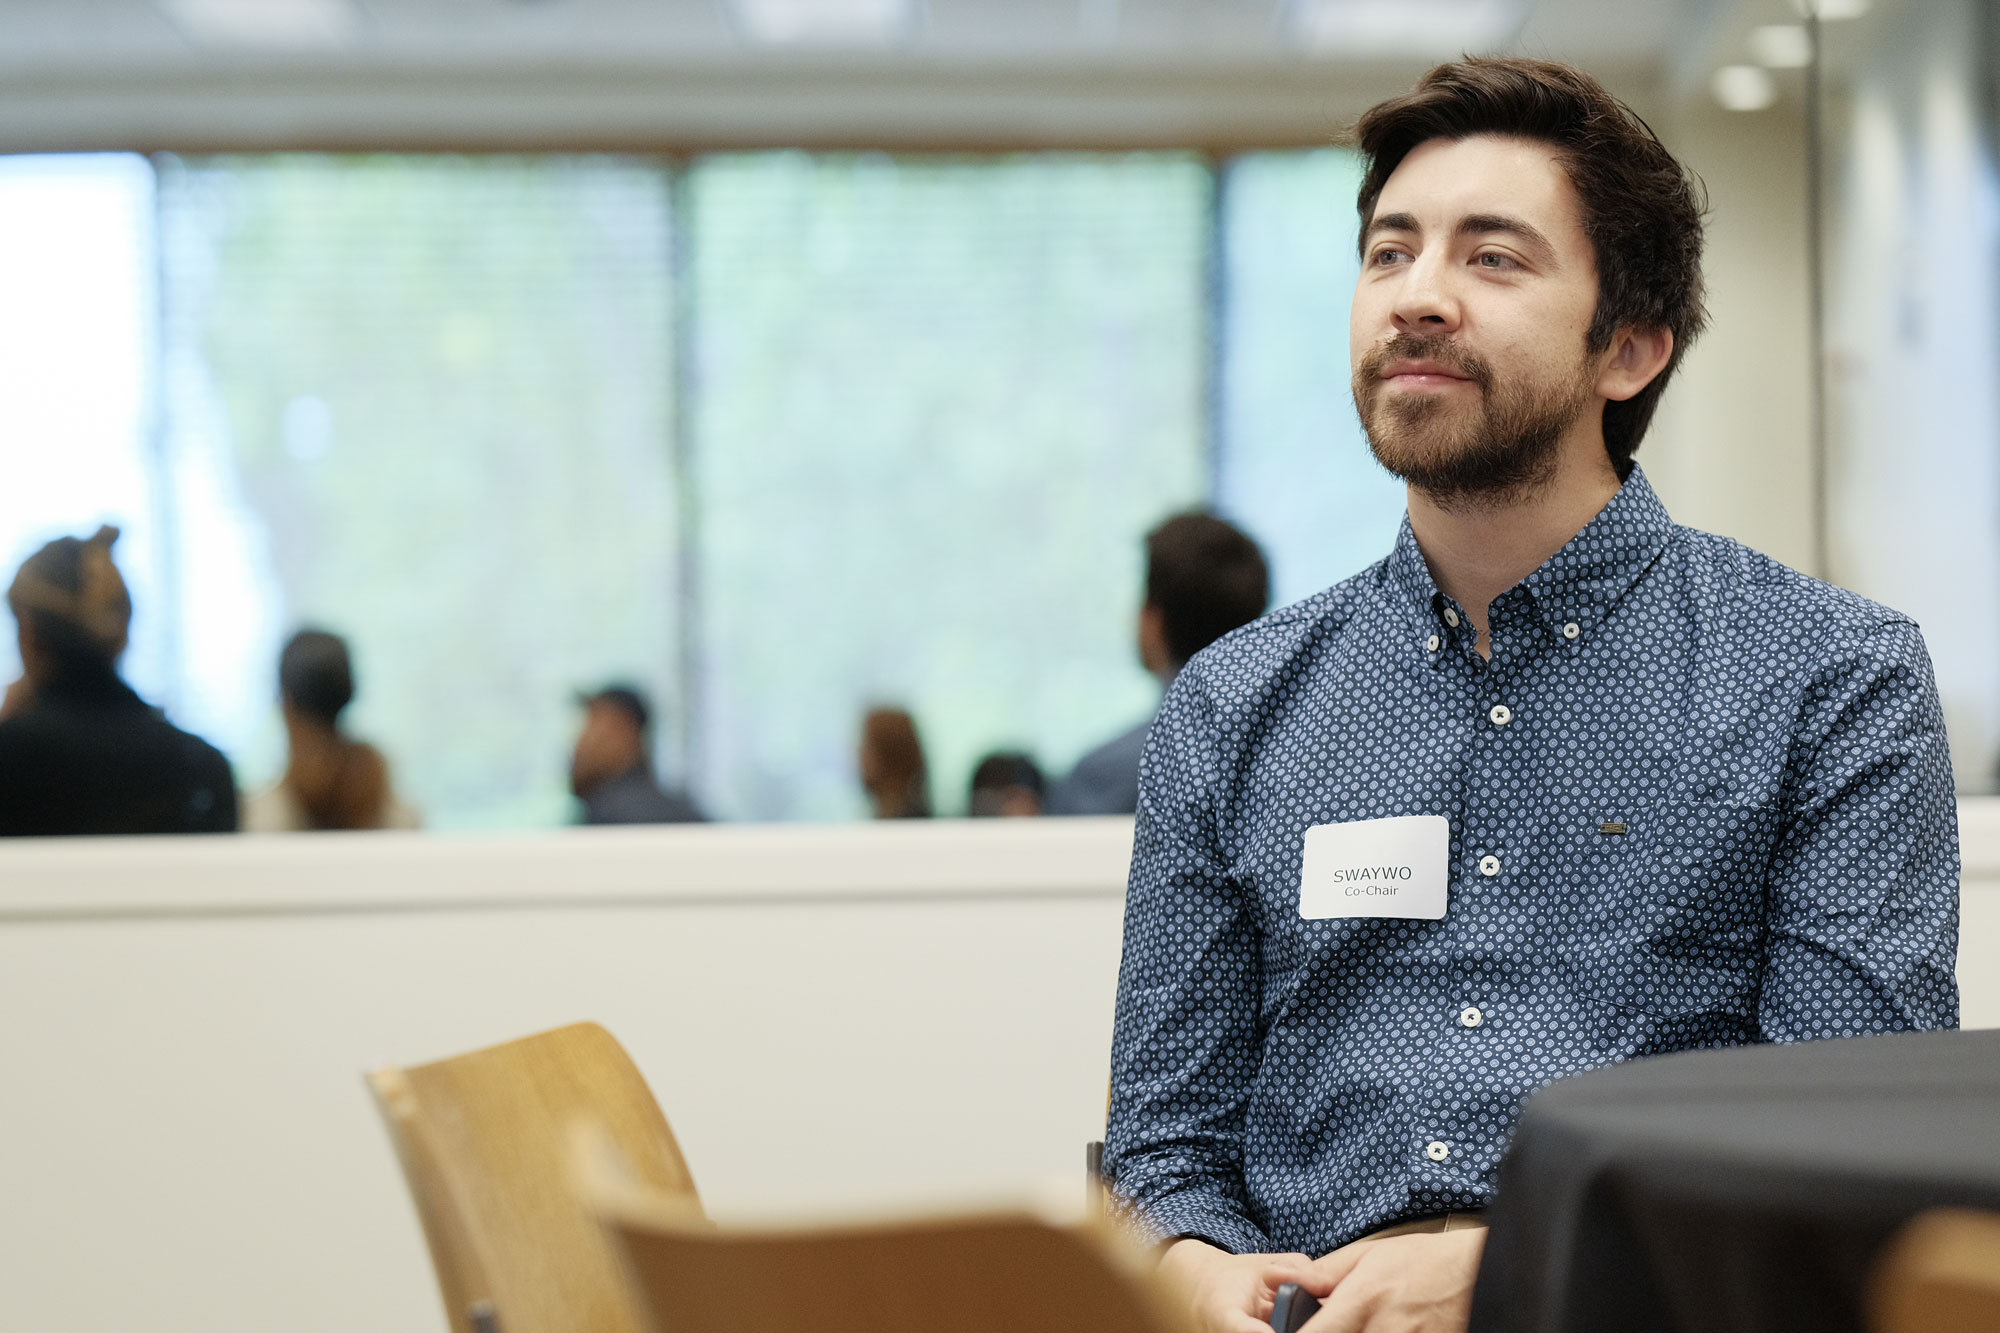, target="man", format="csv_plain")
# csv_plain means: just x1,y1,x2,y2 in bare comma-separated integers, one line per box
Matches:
1046,513,1269,816
0,526,237,835
968,750,1046,817
569,684,705,825
1106,58,1958,1333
